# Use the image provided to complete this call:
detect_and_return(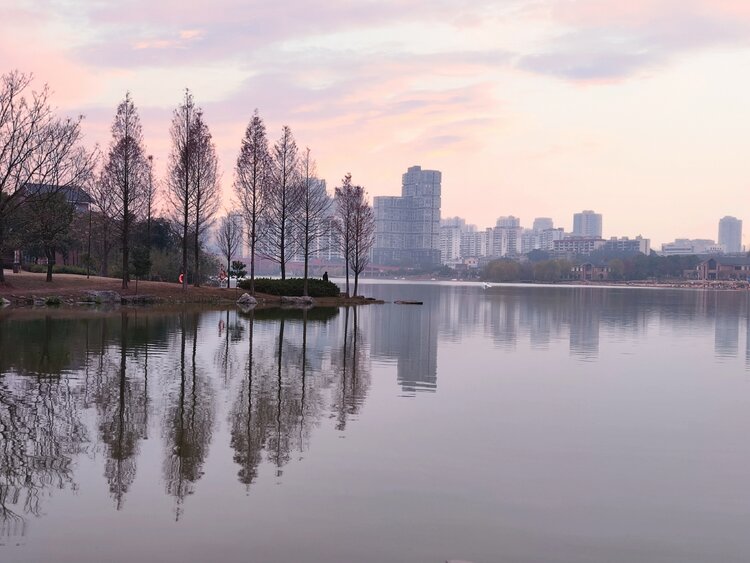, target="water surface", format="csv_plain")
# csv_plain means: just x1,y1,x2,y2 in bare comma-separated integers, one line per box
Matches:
1,283,749,563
